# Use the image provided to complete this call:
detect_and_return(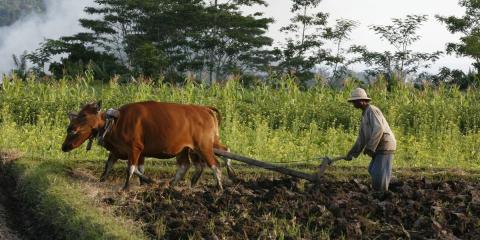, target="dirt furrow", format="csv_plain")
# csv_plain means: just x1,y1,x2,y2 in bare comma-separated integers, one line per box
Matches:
0,191,21,240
